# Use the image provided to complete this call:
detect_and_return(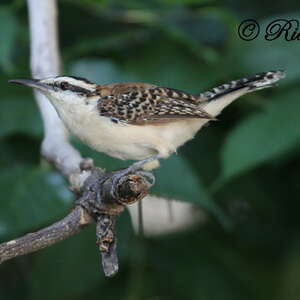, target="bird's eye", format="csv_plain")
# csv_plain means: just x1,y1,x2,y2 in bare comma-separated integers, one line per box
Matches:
60,81,69,90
